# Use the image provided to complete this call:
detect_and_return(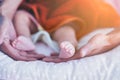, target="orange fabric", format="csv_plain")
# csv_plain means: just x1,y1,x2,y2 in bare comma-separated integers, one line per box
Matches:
20,0,120,39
